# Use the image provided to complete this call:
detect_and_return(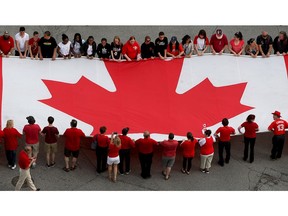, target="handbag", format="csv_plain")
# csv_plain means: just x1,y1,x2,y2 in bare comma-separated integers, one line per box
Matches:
91,134,98,150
